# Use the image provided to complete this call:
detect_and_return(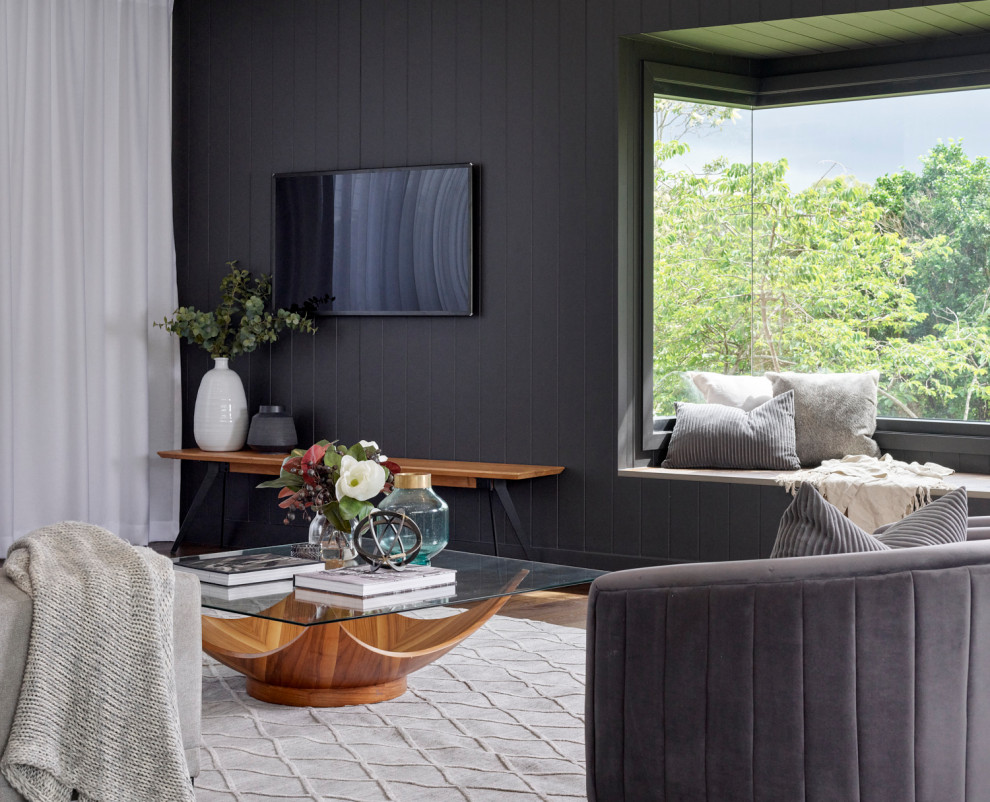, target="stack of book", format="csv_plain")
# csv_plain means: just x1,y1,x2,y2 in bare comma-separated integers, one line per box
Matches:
294,564,457,611
173,552,325,600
